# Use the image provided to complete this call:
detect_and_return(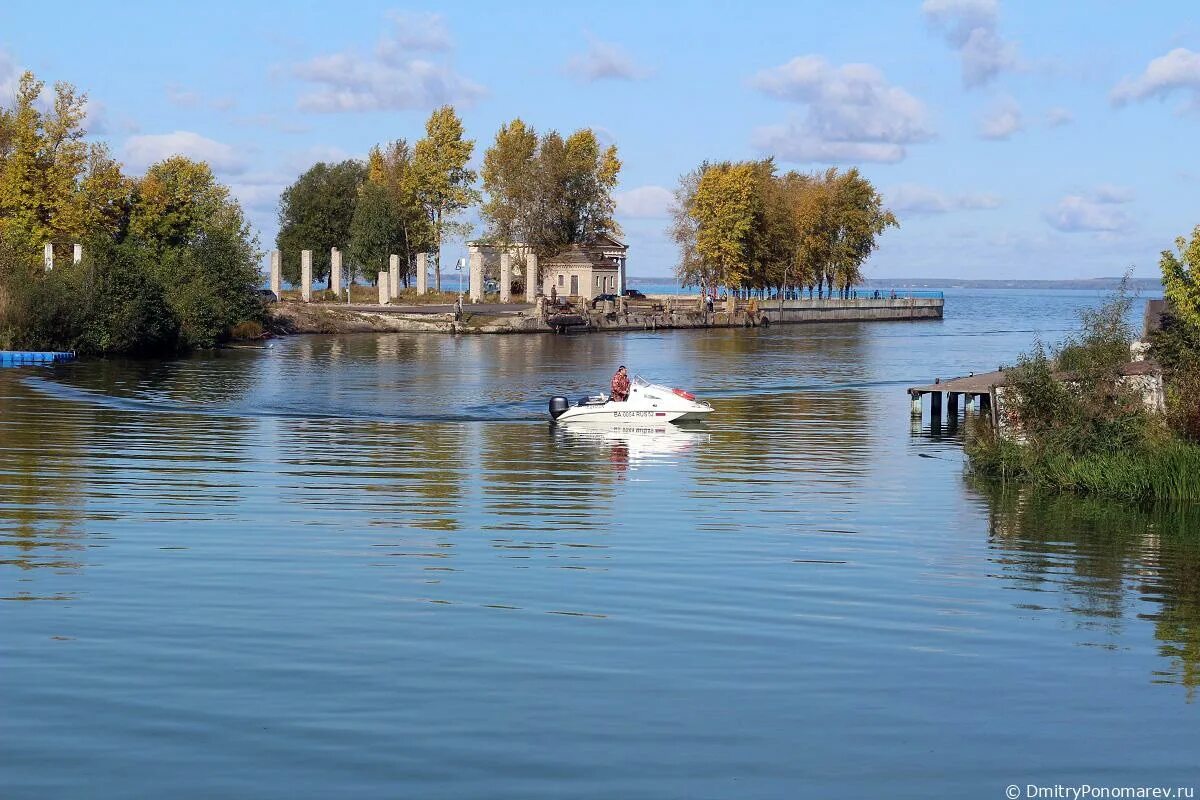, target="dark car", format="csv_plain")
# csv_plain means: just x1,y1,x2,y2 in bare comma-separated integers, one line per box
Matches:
255,288,279,303
622,288,646,299
590,293,619,308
